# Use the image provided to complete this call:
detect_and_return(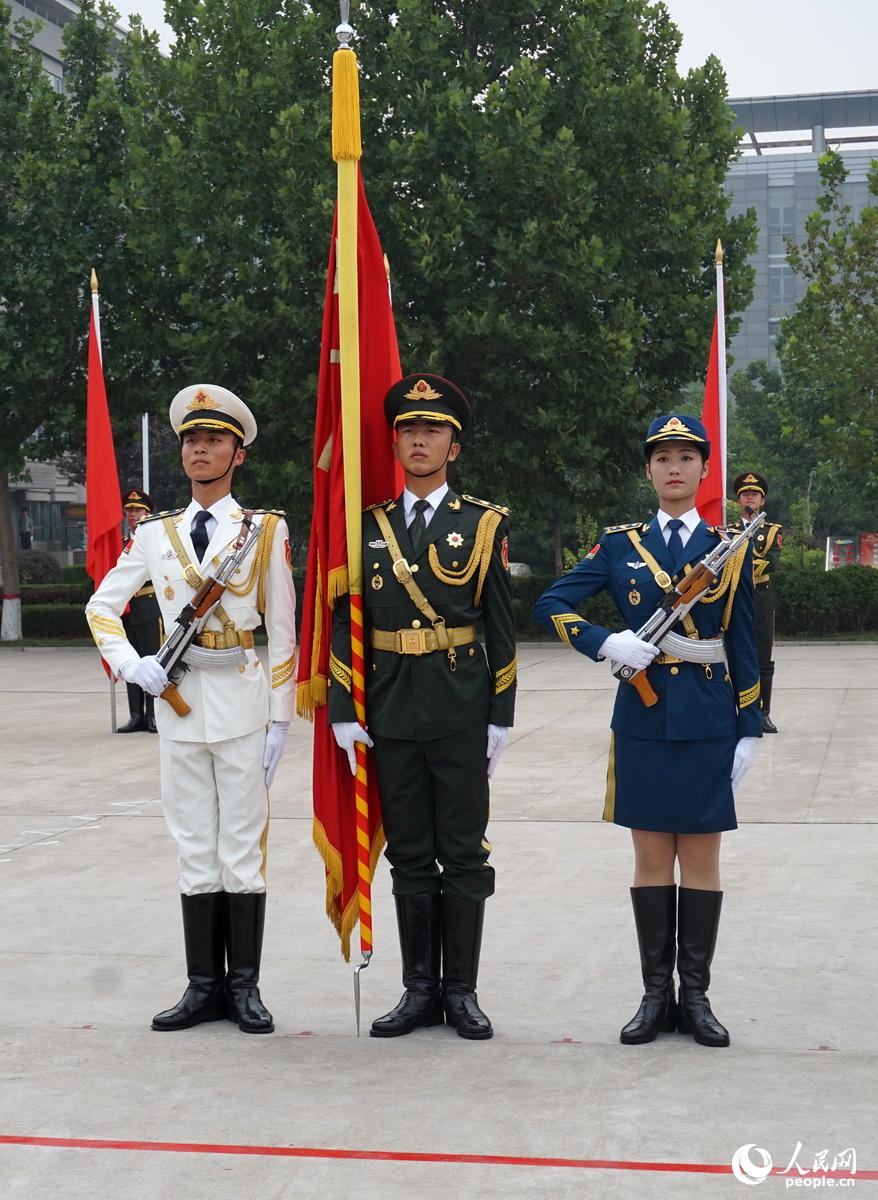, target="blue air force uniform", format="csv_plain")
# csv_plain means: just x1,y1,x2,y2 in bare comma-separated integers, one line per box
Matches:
534,509,762,834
